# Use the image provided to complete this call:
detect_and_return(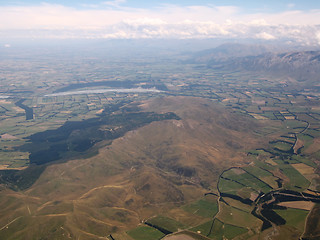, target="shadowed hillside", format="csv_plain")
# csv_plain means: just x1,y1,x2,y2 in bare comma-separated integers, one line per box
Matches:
0,97,265,240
